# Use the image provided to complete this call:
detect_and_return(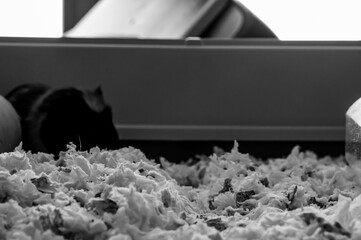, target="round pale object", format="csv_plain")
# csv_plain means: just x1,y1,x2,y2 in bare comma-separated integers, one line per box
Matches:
0,95,21,153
